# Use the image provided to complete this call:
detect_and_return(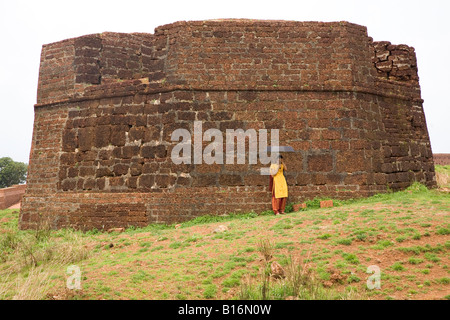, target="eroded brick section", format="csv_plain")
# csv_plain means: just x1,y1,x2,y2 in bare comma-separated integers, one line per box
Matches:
21,19,436,230
372,41,419,81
